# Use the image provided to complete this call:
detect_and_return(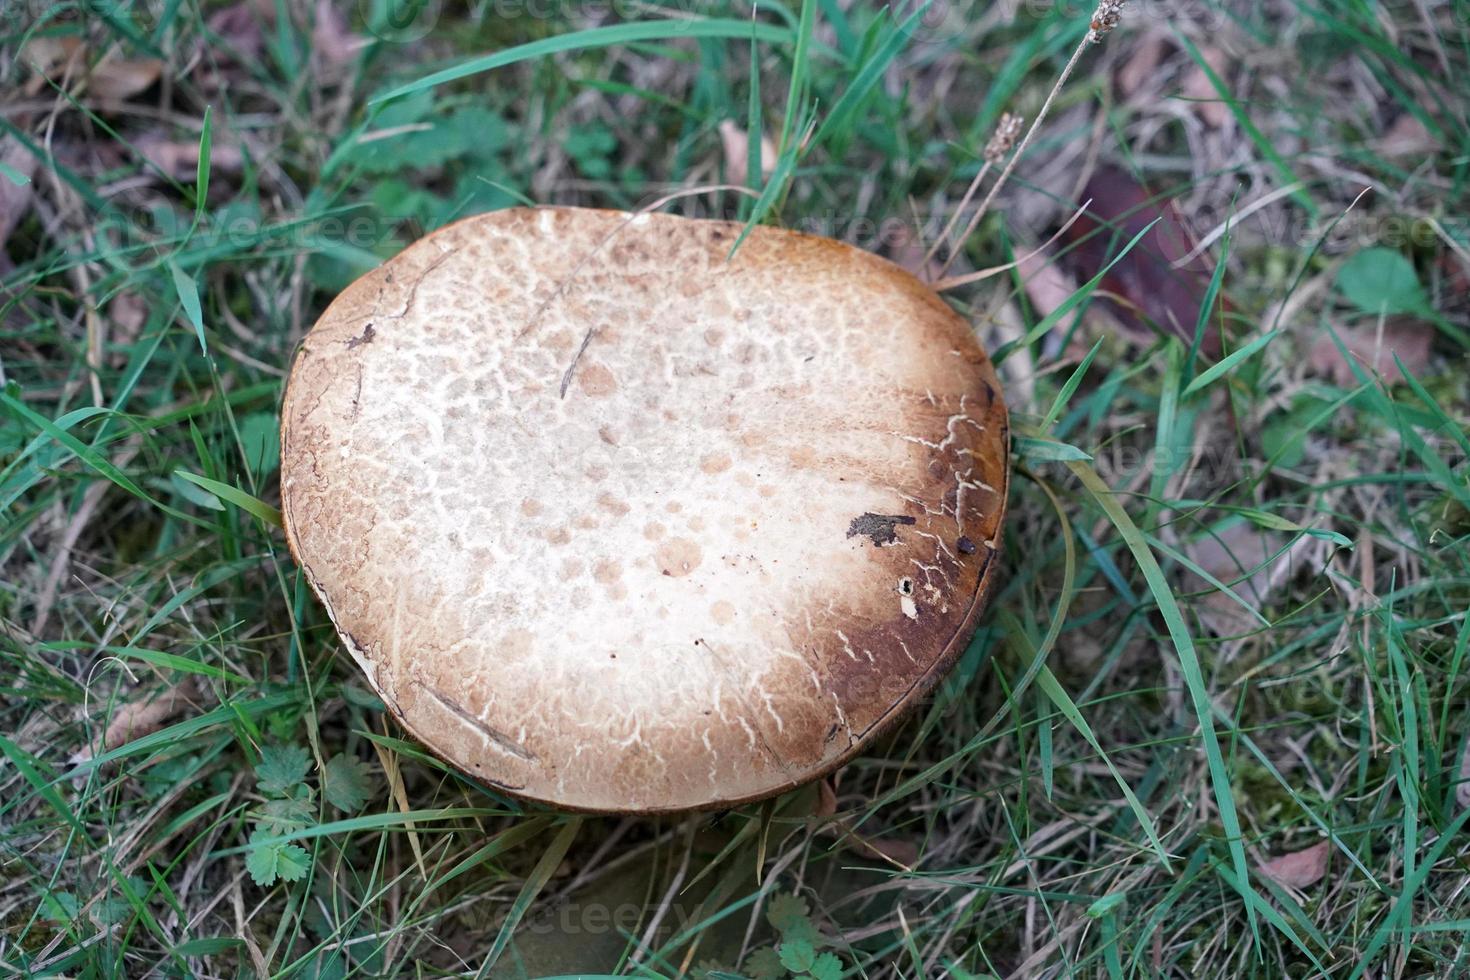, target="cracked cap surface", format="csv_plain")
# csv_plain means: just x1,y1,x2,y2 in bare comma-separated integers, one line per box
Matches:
280,206,1009,813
